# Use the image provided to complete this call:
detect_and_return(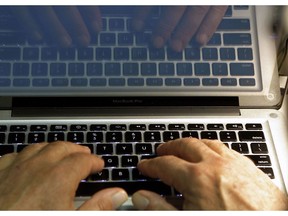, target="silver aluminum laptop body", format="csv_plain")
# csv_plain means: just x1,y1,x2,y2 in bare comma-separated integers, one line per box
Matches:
0,5,287,209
